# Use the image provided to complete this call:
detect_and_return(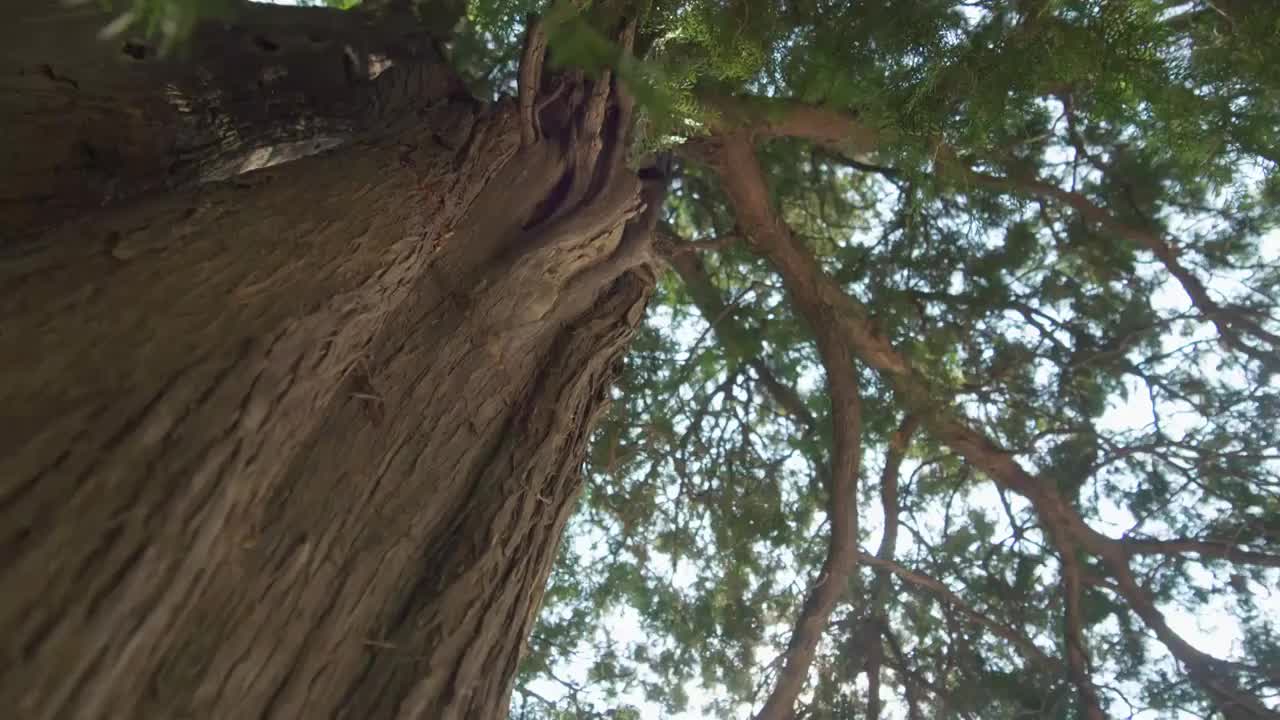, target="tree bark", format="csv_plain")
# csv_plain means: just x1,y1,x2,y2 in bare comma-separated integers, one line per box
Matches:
0,1,461,241
0,7,658,719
